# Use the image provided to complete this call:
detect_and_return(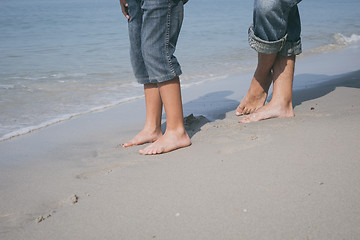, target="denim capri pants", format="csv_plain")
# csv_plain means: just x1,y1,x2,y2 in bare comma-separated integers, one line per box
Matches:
127,0,184,84
249,0,302,56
